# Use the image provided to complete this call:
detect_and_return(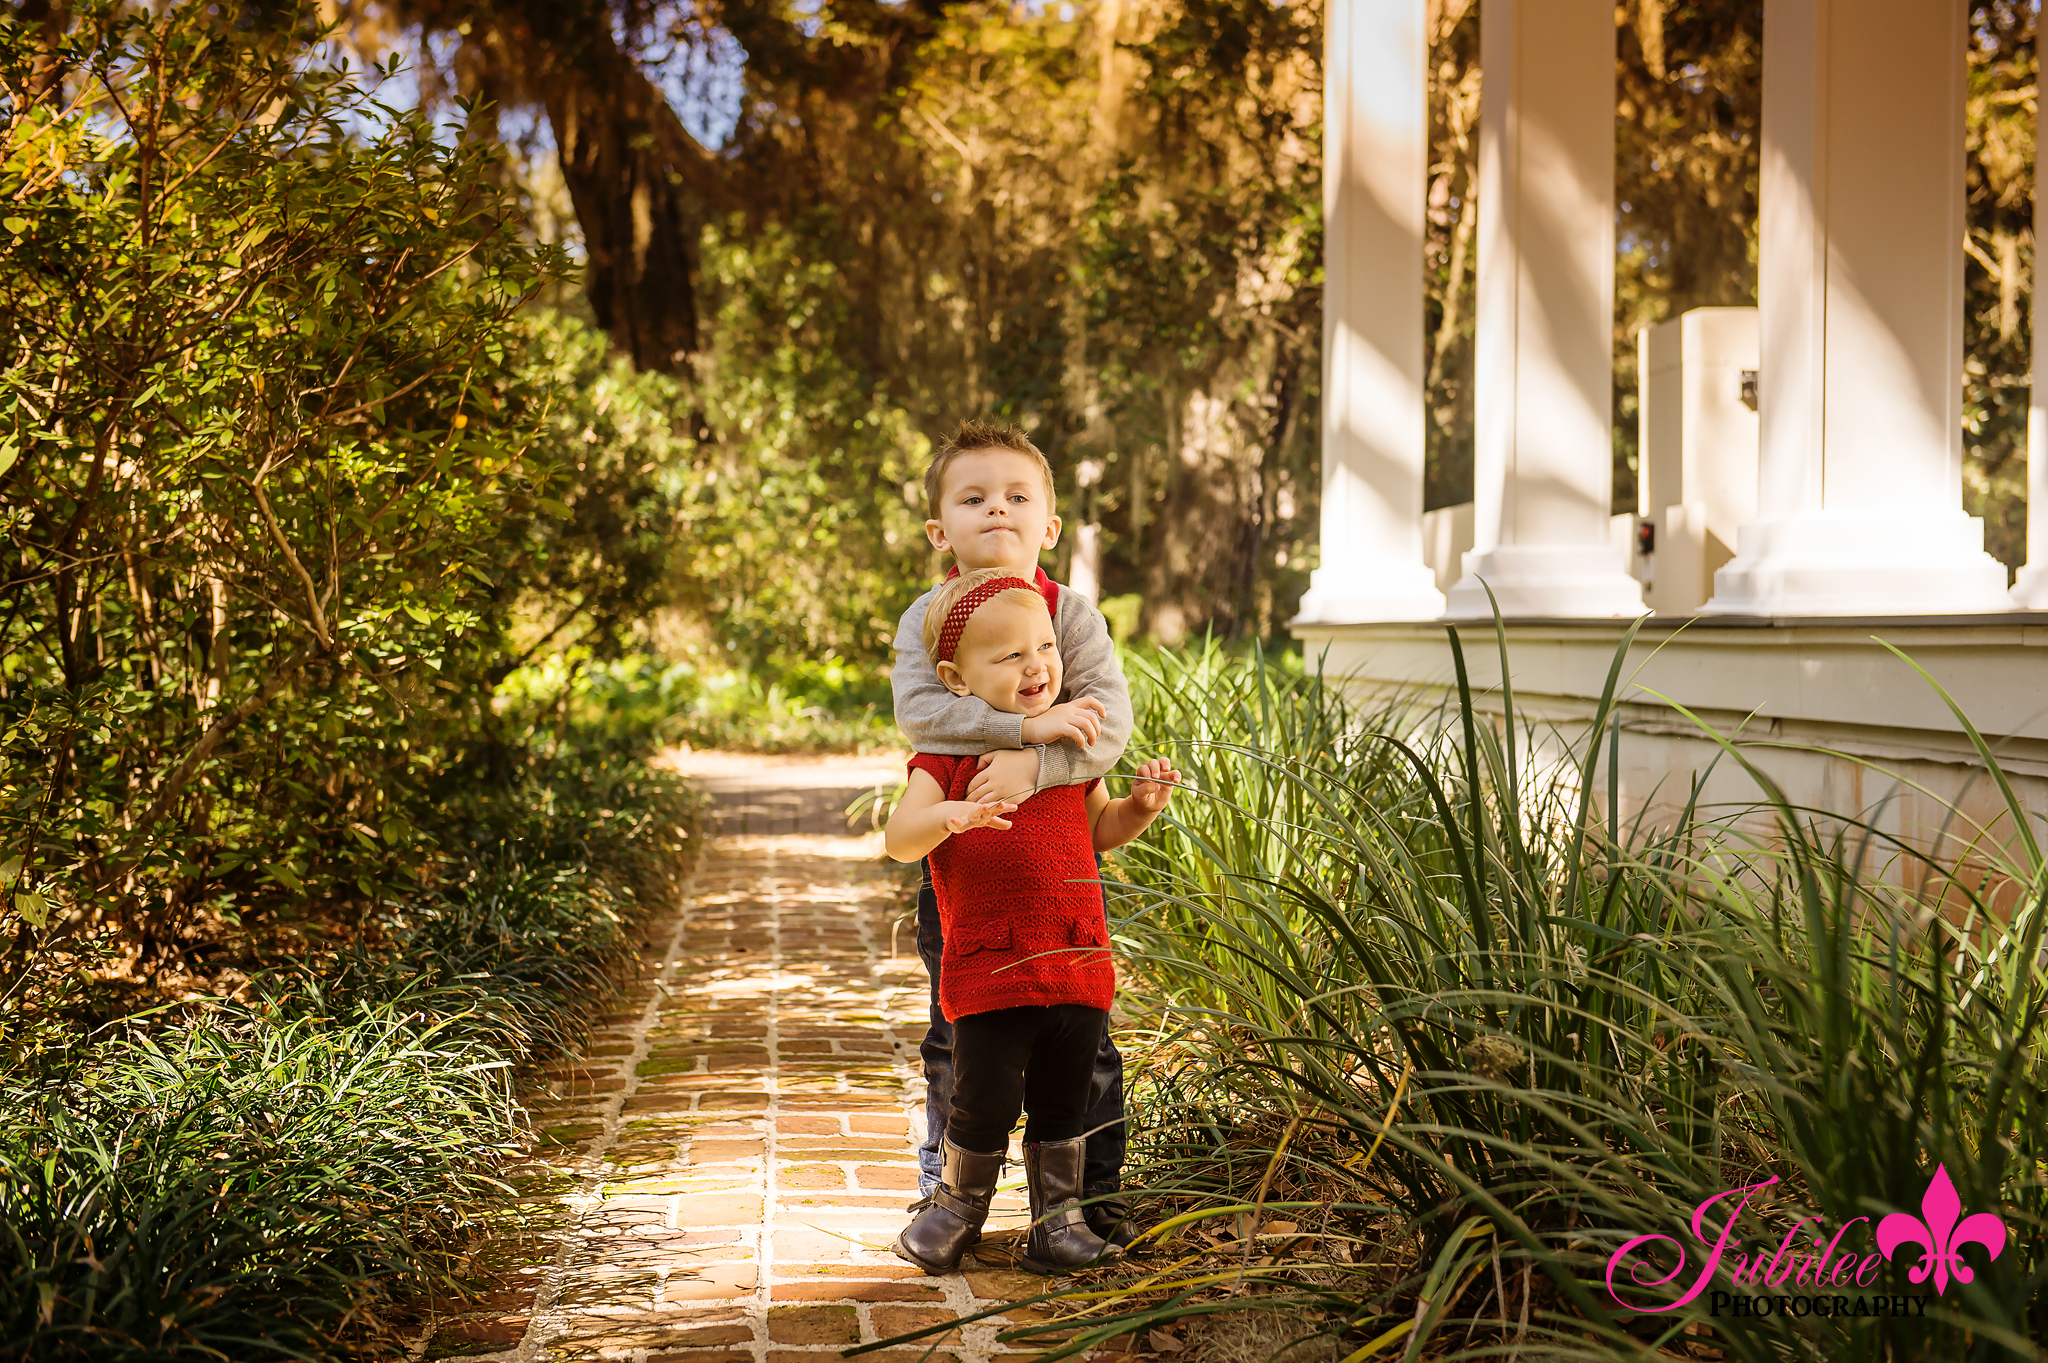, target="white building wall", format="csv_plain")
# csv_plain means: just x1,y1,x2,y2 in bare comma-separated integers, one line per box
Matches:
1294,622,2048,869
